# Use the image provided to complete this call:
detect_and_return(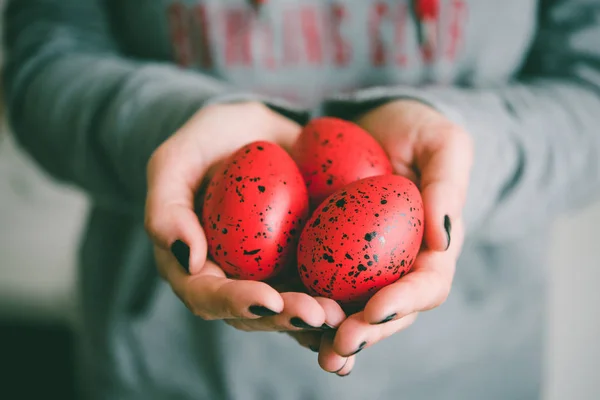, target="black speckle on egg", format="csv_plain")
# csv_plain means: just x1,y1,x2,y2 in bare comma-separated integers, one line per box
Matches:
312,217,321,227
381,199,388,205
364,232,377,241
336,198,346,208
258,186,266,193
322,253,335,263
243,249,261,256
257,146,264,151
222,228,228,234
